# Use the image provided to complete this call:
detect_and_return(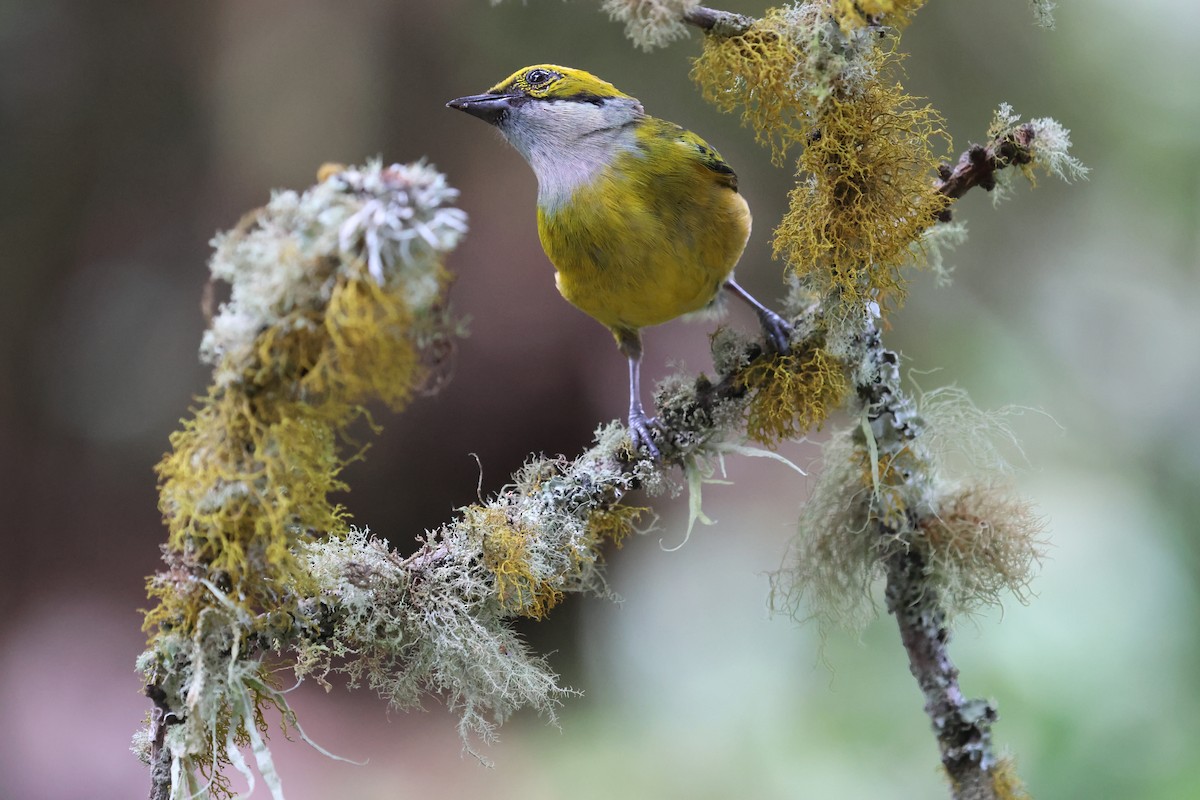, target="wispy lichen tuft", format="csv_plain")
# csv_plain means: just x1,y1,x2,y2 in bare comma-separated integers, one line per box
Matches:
919,482,1046,614
298,528,571,751
1028,0,1056,29
601,0,701,50
914,219,970,286
773,380,1046,632
770,427,879,632
988,103,1087,204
